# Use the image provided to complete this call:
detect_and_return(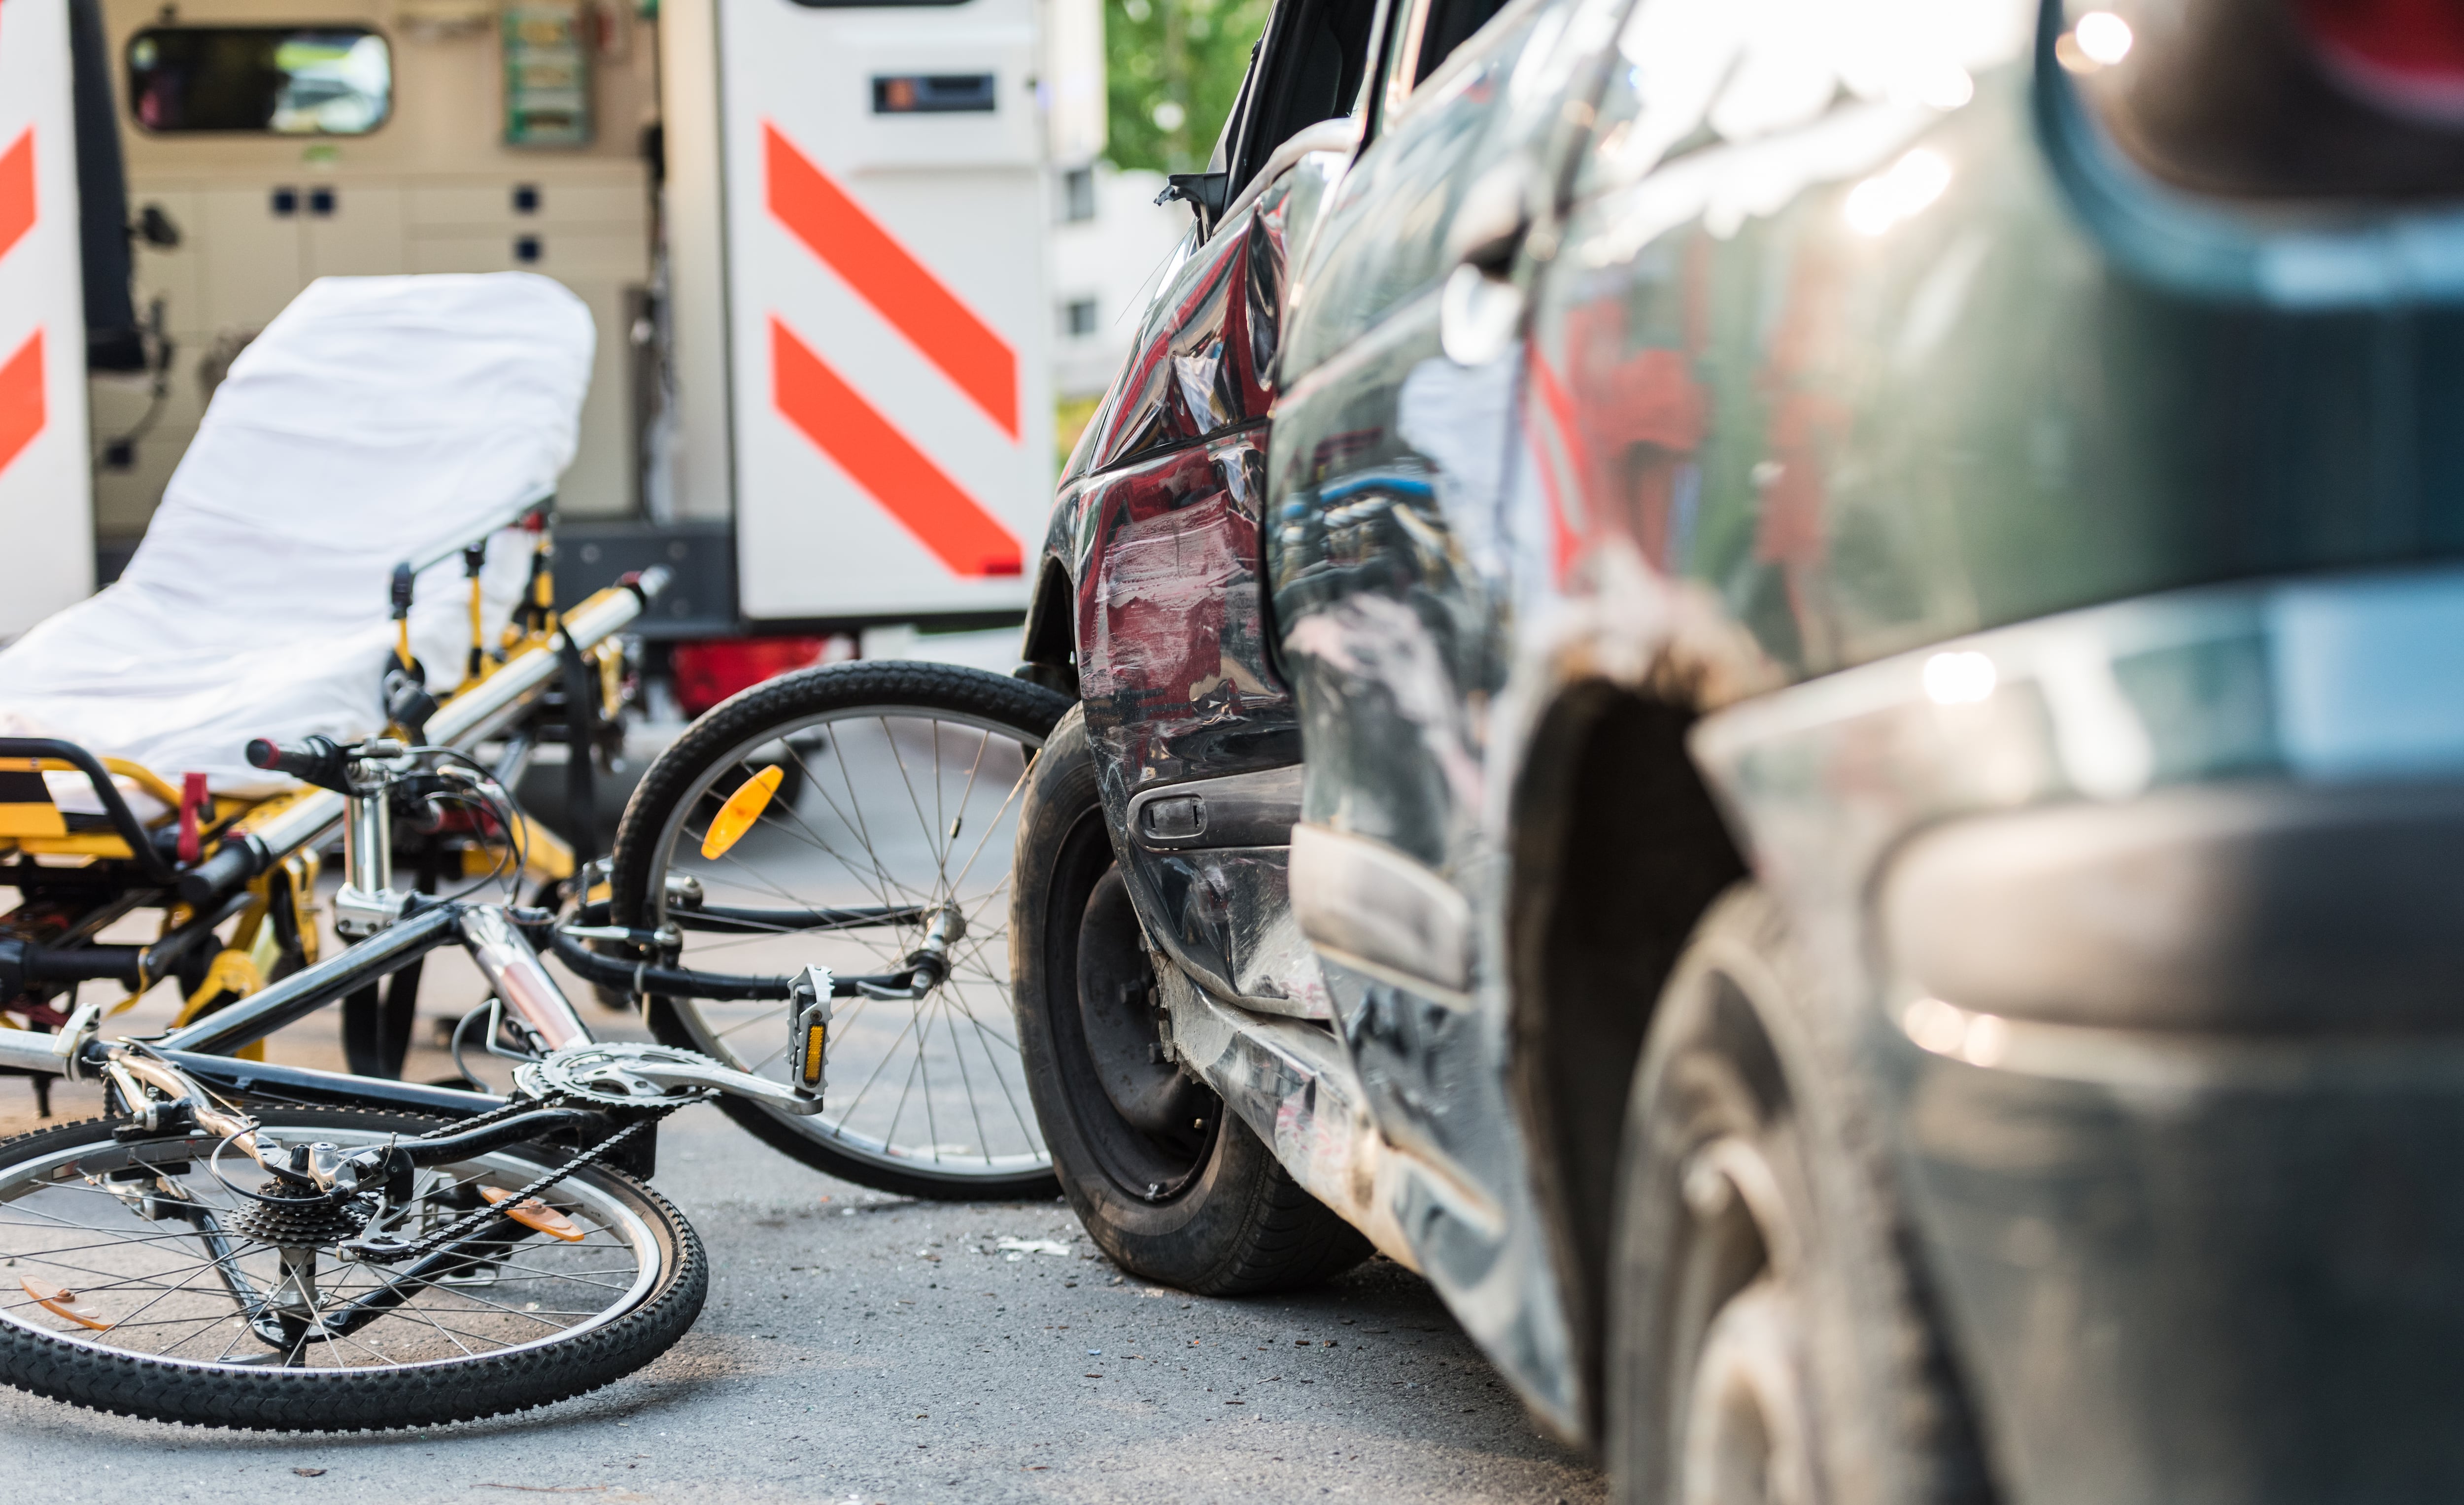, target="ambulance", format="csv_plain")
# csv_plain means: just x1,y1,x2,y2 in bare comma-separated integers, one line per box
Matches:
0,0,1106,645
